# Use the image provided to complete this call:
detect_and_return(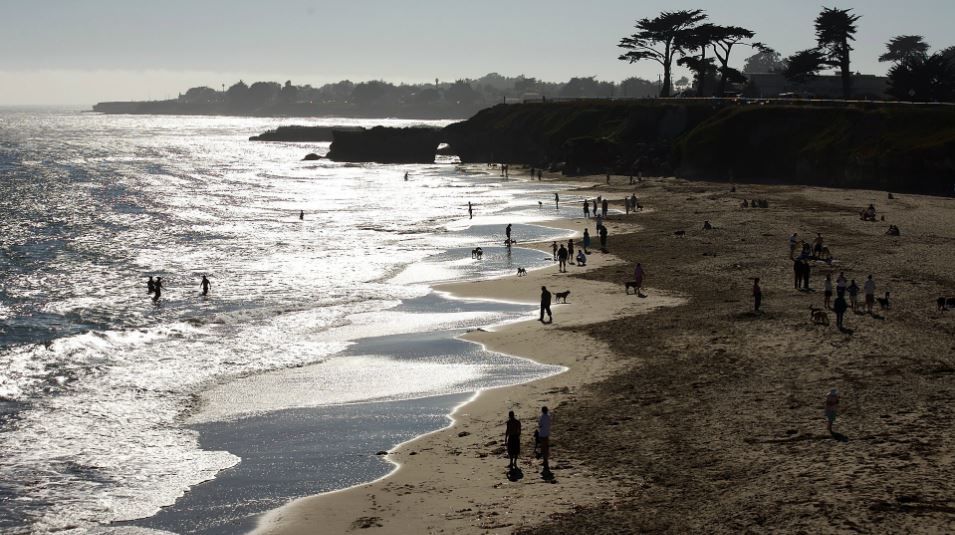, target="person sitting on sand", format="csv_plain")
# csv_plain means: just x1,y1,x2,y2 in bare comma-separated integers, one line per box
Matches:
861,204,877,221
825,389,840,435
576,250,586,266
504,411,521,471
885,225,900,236
702,220,713,230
